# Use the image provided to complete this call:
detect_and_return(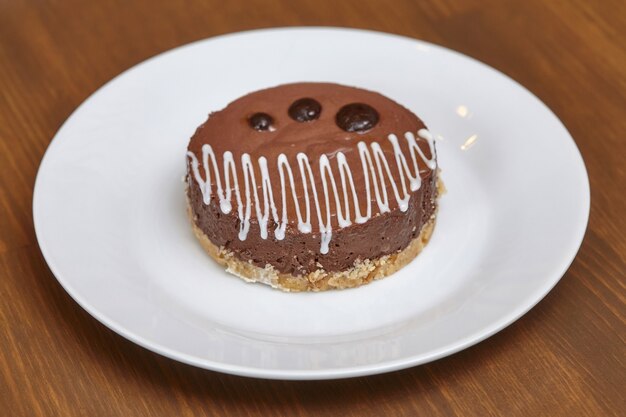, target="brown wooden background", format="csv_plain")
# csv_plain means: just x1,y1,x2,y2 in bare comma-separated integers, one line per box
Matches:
1,1,624,416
